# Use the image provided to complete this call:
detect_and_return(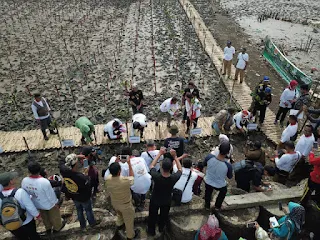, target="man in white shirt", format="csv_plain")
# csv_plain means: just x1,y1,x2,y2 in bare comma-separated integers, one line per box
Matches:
233,110,252,134
234,48,249,83
295,125,315,160
173,158,198,204
122,147,151,212
160,97,180,127
104,118,125,140
275,80,299,126
222,40,235,78
278,115,298,150
131,113,147,138
273,141,301,184
104,153,129,180
31,93,57,140
141,140,163,172
22,162,64,235
291,125,316,180
0,172,41,240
